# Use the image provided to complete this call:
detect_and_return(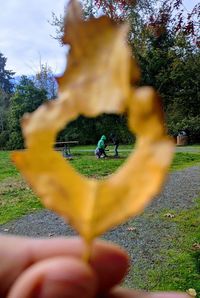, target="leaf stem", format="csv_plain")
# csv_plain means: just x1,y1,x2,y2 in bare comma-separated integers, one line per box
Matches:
83,238,93,262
